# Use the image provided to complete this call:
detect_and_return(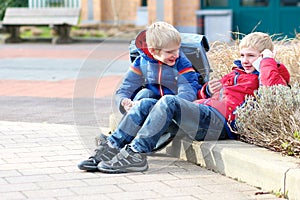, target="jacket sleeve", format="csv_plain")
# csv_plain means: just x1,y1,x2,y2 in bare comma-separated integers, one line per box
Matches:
176,51,202,101
176,71,199,101
197,82,211,99
115,59,144,113
260,58,290,86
